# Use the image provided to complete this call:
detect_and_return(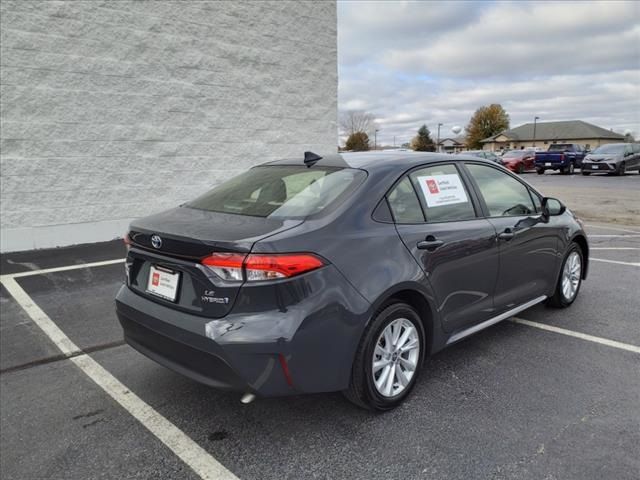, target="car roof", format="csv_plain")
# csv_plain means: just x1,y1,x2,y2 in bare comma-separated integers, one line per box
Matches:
263,151,495,172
